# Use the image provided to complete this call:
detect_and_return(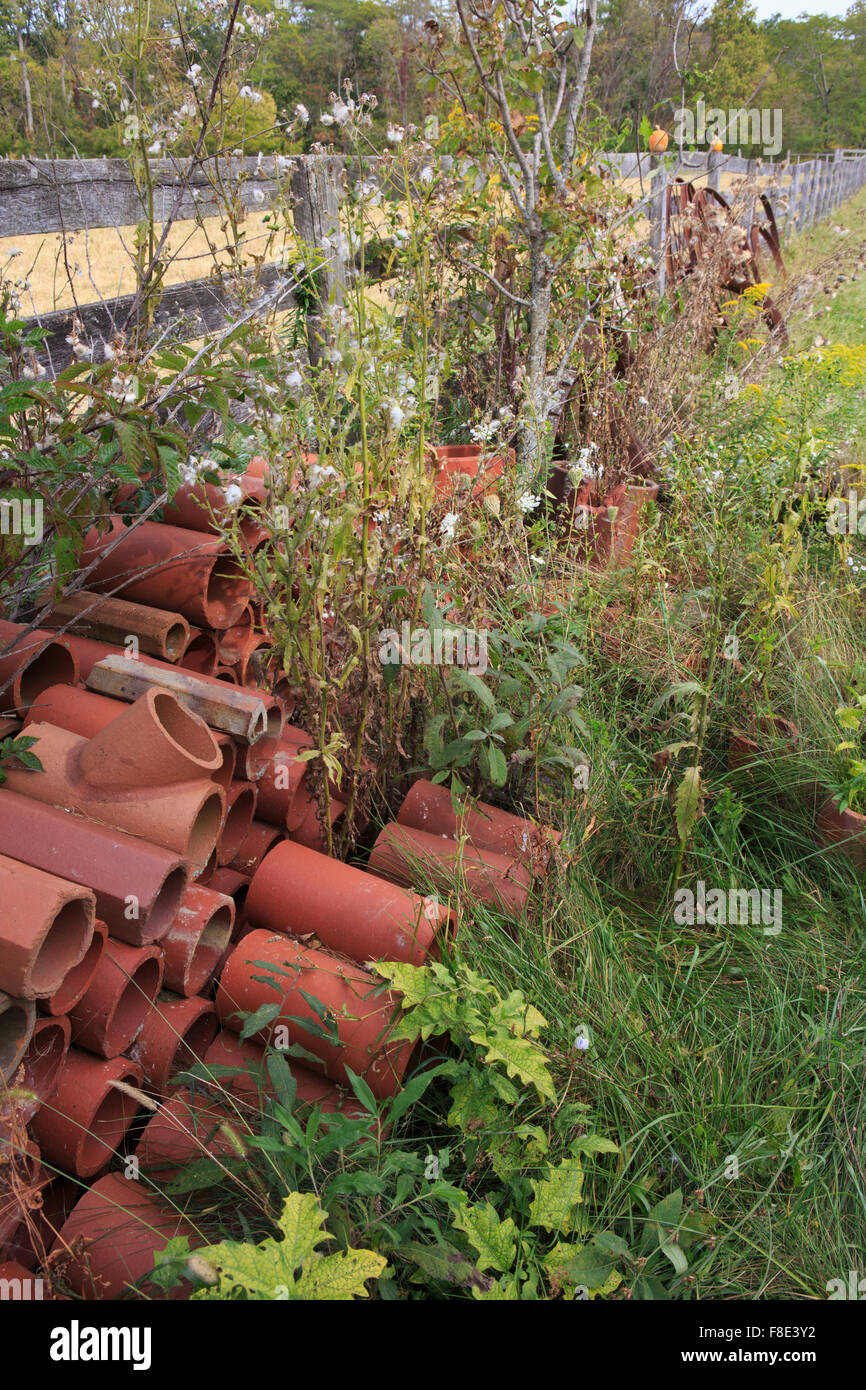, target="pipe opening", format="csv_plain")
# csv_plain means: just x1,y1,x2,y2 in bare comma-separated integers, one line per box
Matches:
31,900,92,995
